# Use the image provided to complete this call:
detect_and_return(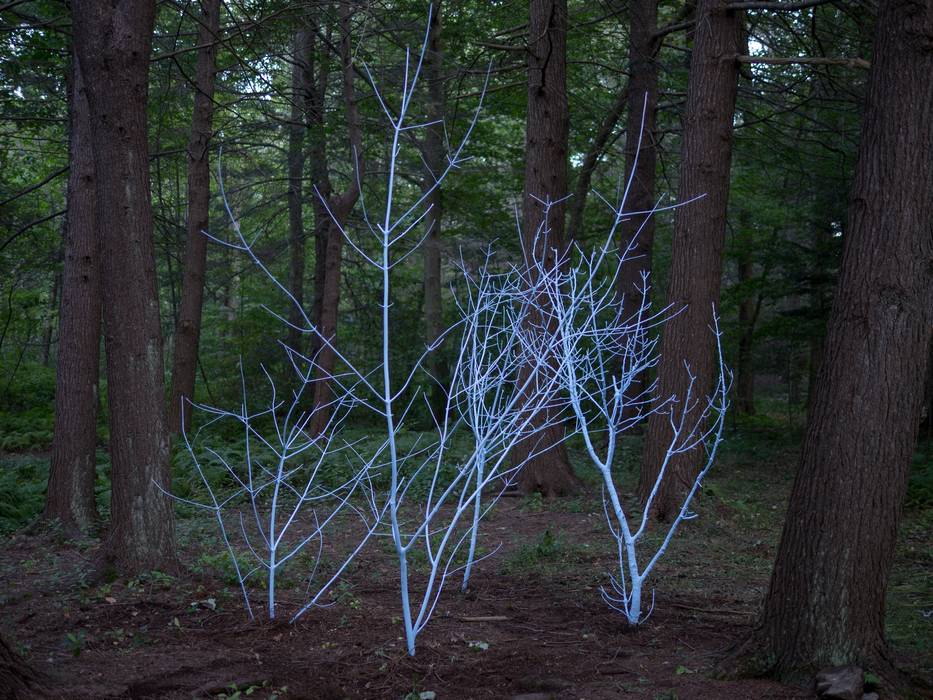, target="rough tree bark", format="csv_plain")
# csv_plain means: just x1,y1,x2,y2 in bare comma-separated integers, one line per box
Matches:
307,4,362,437
751,0,933,677
45,51,101,534
421,0,449,424
513,0,580,496
638,0,742,519
73,0,177,573
0,633,43,700
168,0,221,435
